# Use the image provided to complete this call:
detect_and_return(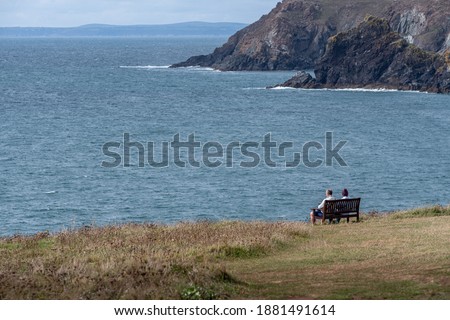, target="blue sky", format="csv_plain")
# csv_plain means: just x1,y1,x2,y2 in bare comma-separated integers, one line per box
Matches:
0,0,281,27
